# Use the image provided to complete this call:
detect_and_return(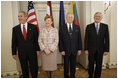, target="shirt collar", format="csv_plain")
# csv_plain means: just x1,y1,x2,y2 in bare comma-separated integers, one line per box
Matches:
95,22,100,26
67,23,72,26
21,22,27,26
